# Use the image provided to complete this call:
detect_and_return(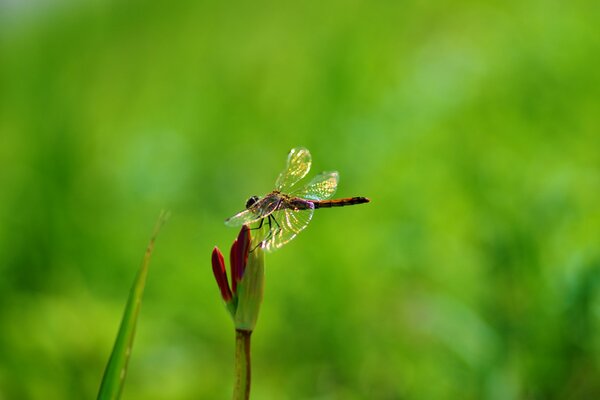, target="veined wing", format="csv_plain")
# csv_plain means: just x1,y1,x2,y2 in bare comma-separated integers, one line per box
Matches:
291,171,339,201
274,147,312,192
224,194,281,227
260,204,315,252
